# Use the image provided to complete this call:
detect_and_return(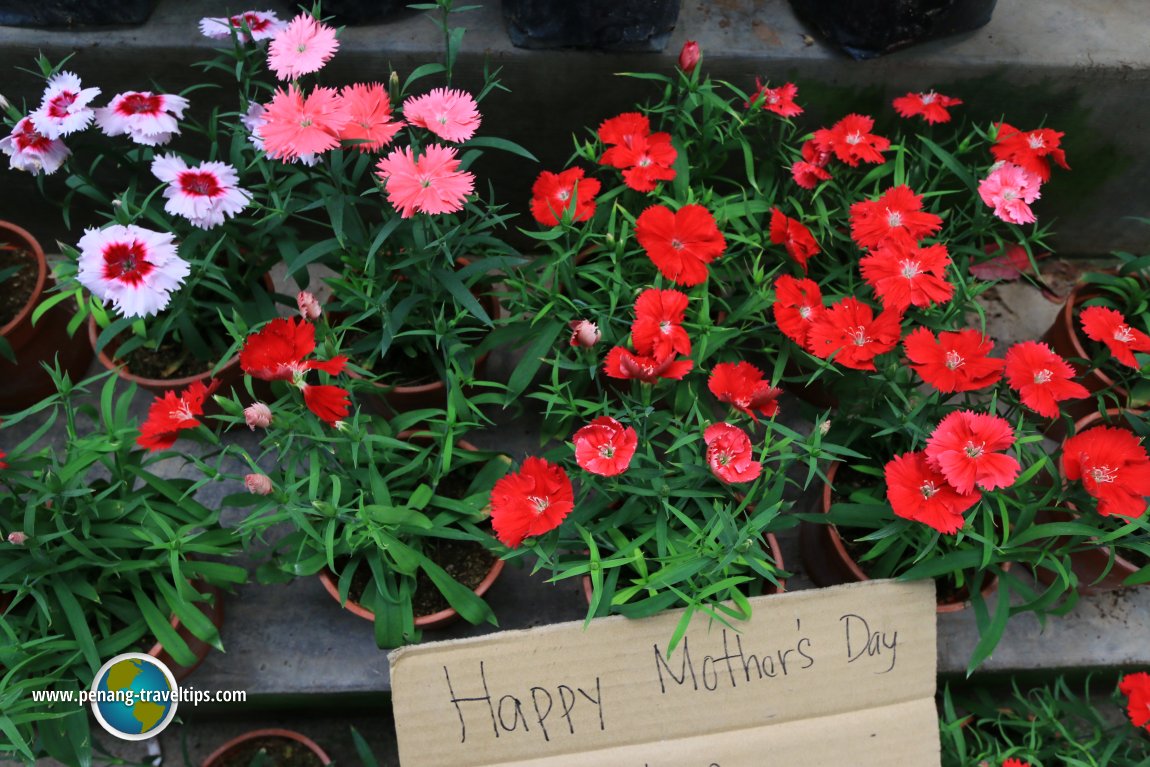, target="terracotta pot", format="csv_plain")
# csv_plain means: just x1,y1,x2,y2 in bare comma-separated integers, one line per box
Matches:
800,462,1001,613
147,583,224,683
201,728,331,767
581,532,787,607
0,221,92,412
